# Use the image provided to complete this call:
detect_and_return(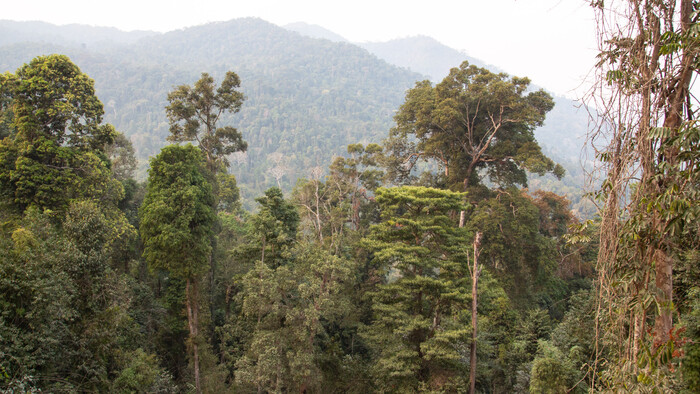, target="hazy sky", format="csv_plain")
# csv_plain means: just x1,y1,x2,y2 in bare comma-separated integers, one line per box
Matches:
5,0,598,98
